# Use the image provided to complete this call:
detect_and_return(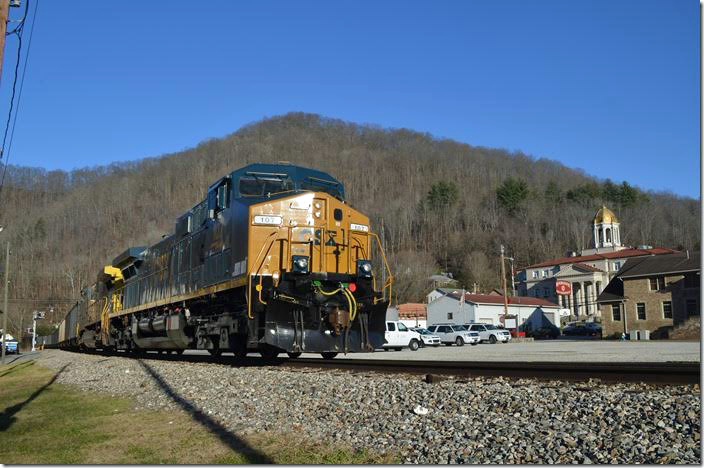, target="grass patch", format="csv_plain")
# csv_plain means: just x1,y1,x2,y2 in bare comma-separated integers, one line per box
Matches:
0,360,397,464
